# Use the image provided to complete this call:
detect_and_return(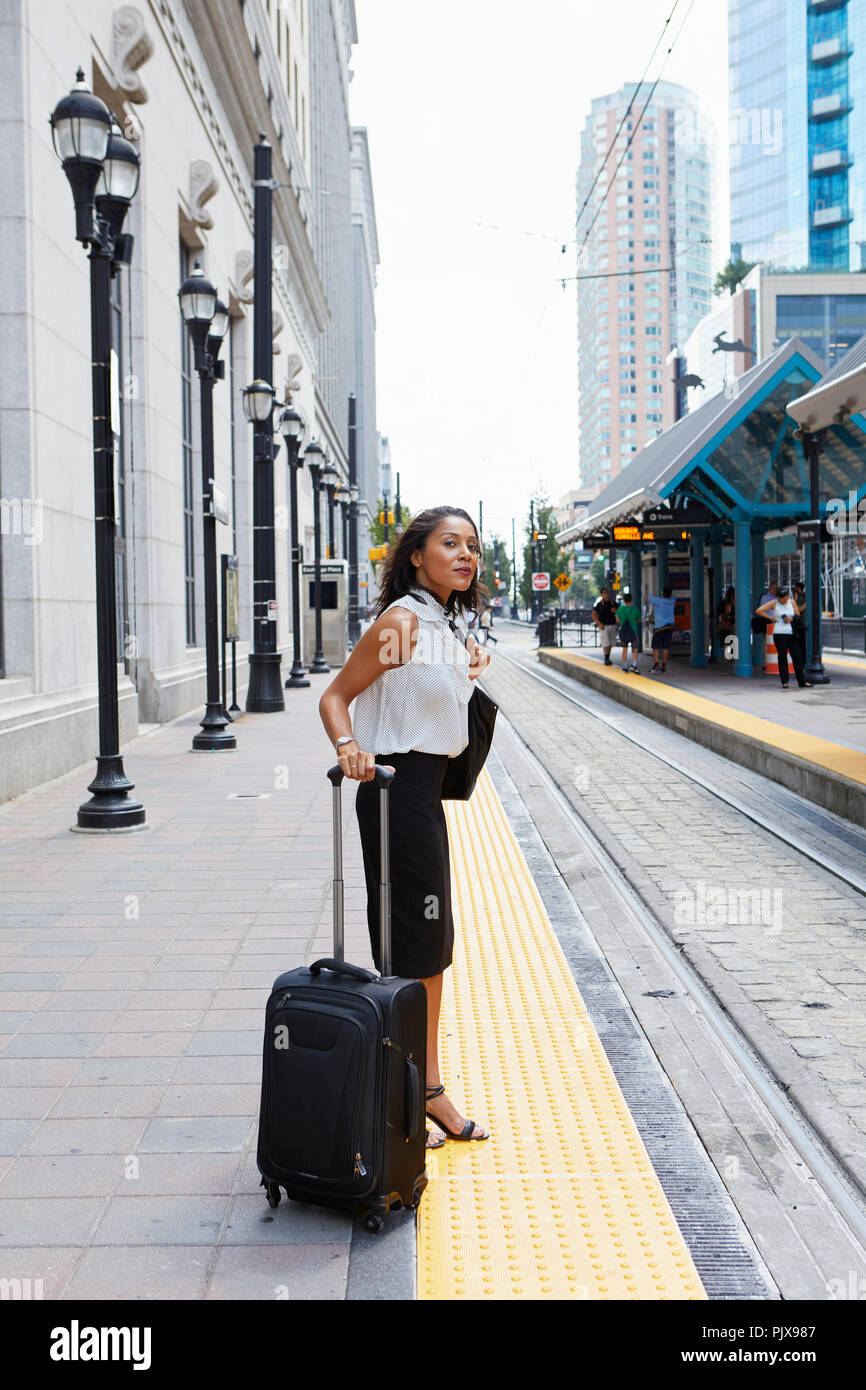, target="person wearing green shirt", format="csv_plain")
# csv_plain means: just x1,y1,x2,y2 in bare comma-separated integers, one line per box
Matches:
616,590,641,673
